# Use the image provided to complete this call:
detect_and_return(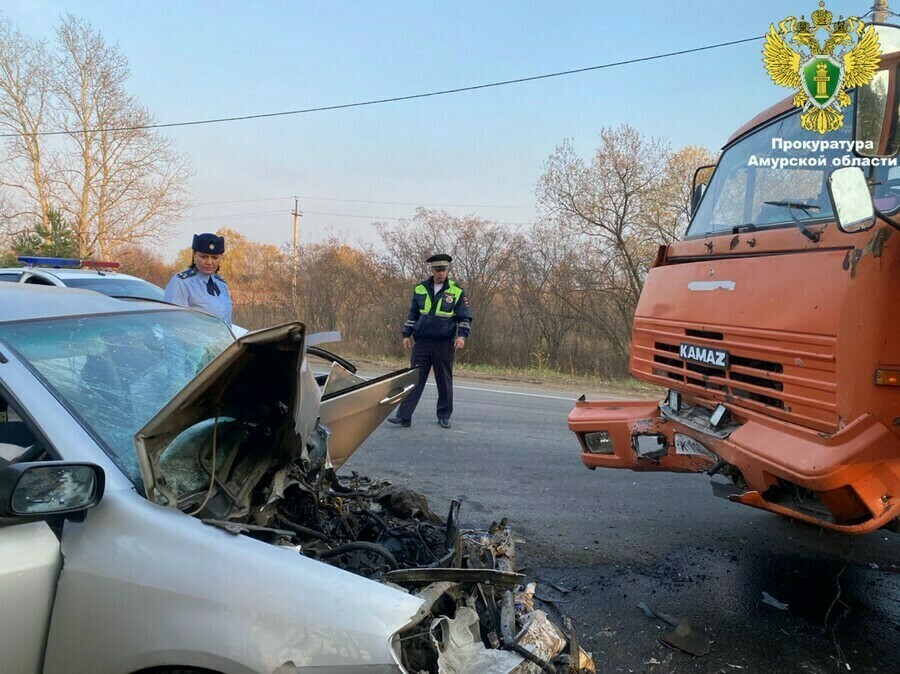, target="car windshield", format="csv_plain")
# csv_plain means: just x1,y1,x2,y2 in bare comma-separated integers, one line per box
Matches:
688,106,852,237
63,277,165,301
0,310,234,484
